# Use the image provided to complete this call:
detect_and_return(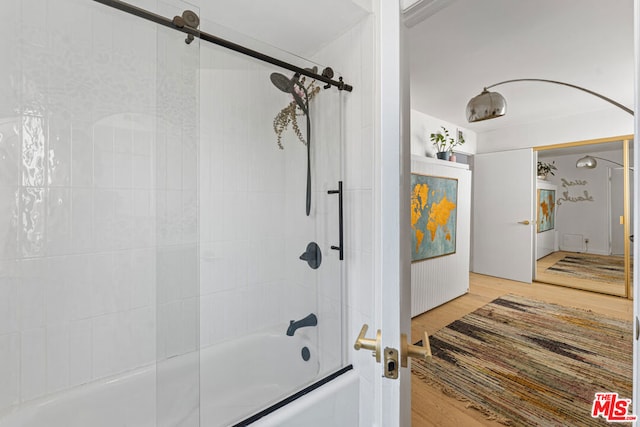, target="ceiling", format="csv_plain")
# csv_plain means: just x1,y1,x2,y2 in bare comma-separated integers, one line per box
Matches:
179,0,633,136
406,0,635,134
187,0,369,57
